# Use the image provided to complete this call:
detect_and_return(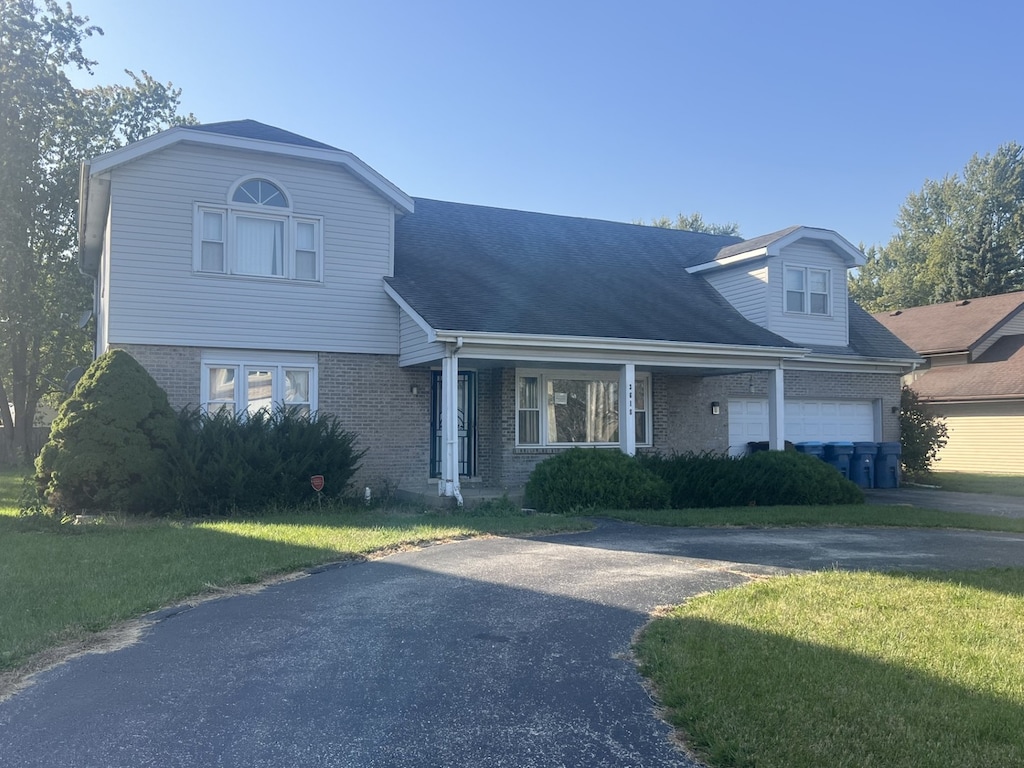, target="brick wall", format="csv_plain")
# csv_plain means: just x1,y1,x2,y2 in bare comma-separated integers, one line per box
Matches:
115,344,201,409
648,373,730,455
318,353,431,493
